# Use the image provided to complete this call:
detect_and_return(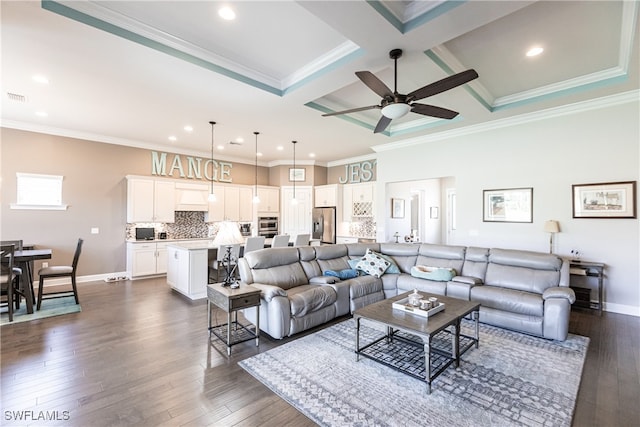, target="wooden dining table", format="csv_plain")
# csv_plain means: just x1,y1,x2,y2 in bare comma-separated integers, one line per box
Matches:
14,249,52,314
